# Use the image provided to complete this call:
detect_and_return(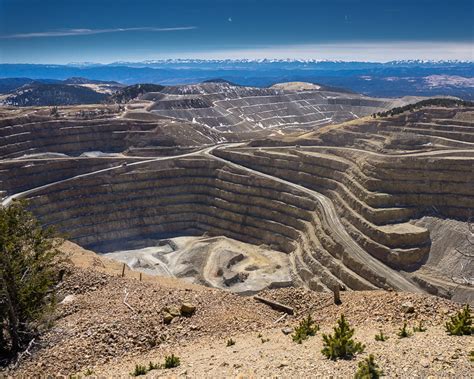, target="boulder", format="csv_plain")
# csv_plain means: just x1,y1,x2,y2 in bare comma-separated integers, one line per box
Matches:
180,302,196,316
162,306,181,317
168,306,181,317
163,312,174,324
401,301,415,313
